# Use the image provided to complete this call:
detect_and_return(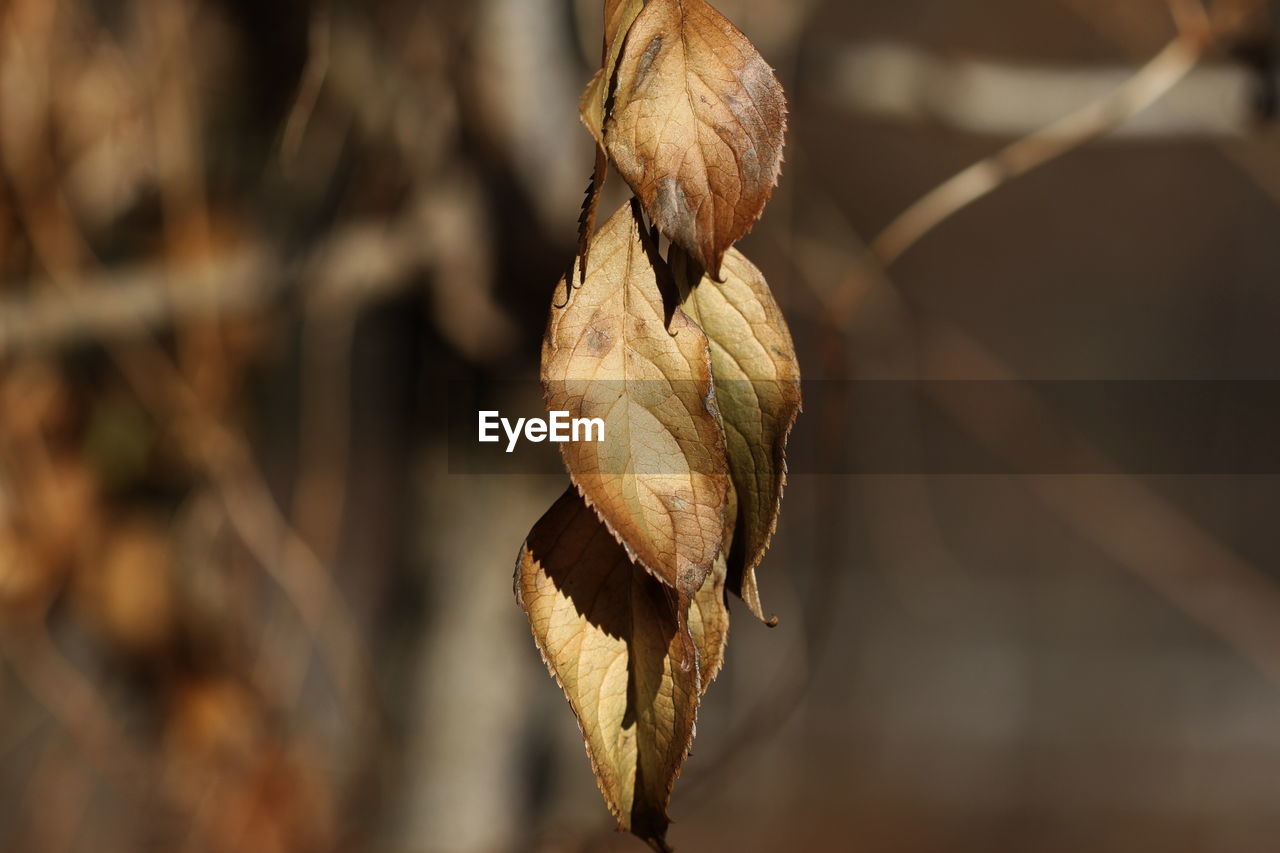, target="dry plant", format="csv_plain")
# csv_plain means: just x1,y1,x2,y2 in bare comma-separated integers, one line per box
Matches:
0,2,484,850
514,0,798,848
